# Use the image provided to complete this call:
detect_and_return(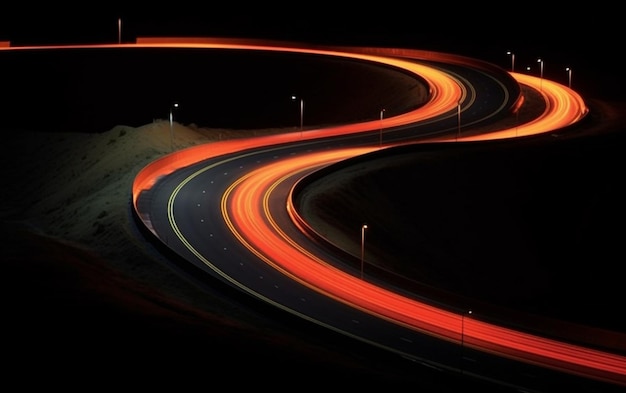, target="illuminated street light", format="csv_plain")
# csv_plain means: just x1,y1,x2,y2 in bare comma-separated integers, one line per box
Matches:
360,224,368,279
169,102,179,151
506,50,515,72
537,58,544,91
566,67,572,89
461,309,472,345
461,309,473,375
291,95,303,137
379,108,385,148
